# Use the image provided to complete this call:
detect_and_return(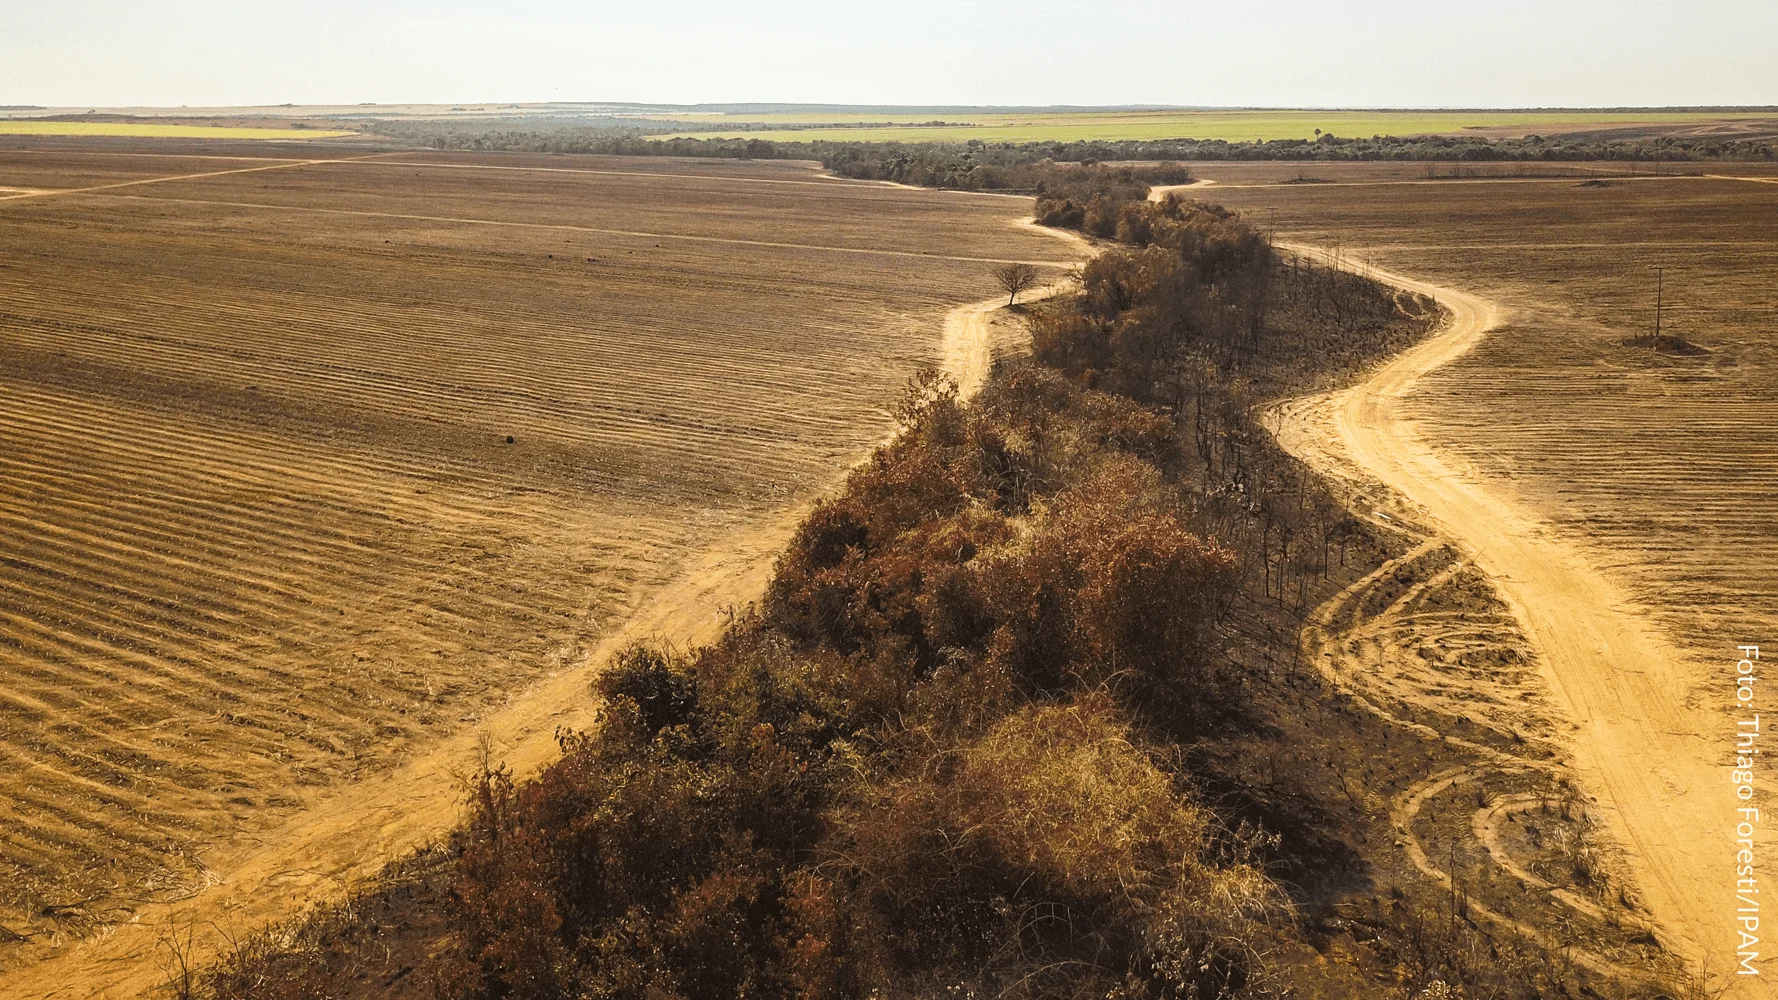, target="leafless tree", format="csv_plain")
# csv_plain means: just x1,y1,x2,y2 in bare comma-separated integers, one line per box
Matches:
157,921,198,1000
993,262,1040,306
